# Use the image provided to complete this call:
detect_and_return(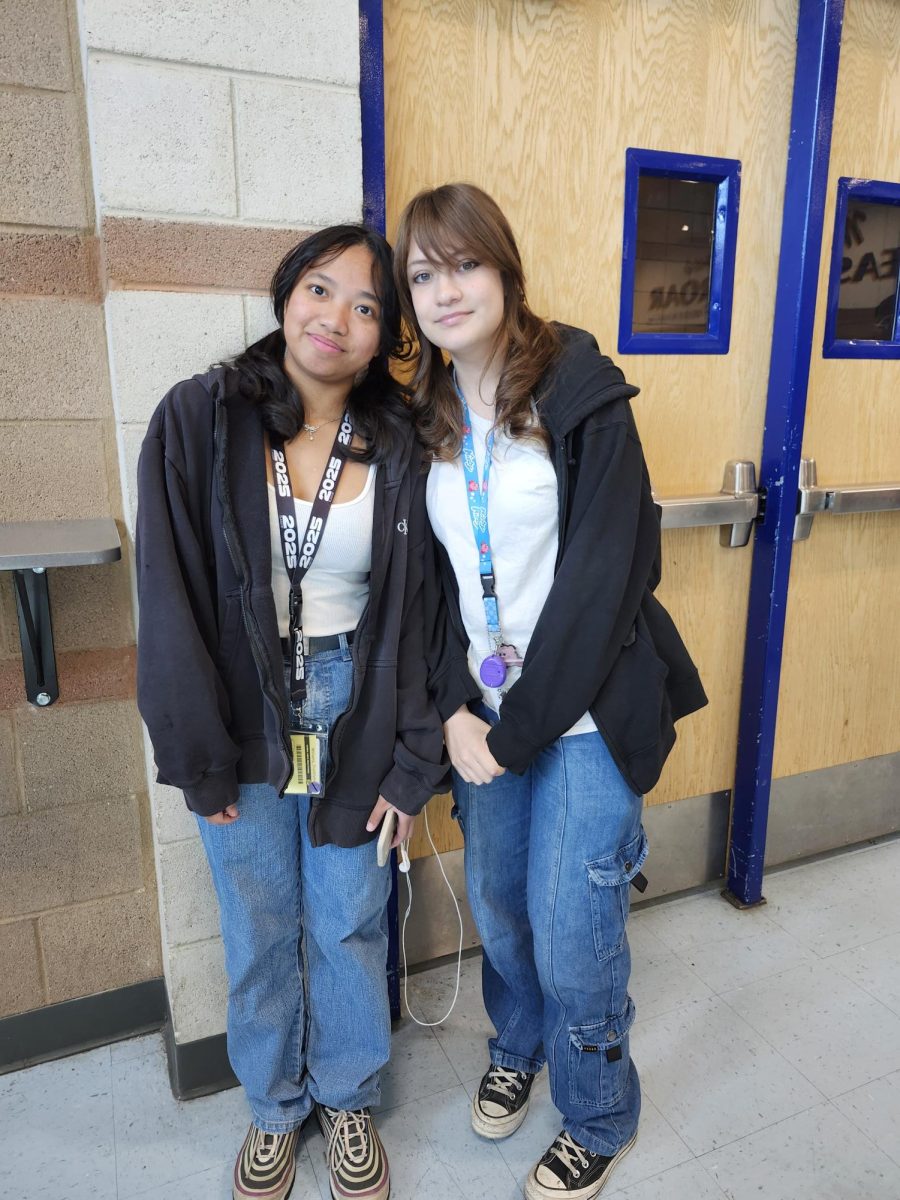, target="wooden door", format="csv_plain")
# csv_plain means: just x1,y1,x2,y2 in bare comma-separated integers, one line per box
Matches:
383,0,800,859
773,0,900,794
